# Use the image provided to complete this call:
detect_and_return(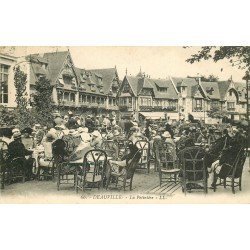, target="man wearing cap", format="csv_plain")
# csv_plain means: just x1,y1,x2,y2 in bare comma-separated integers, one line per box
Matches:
7,132,34,180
